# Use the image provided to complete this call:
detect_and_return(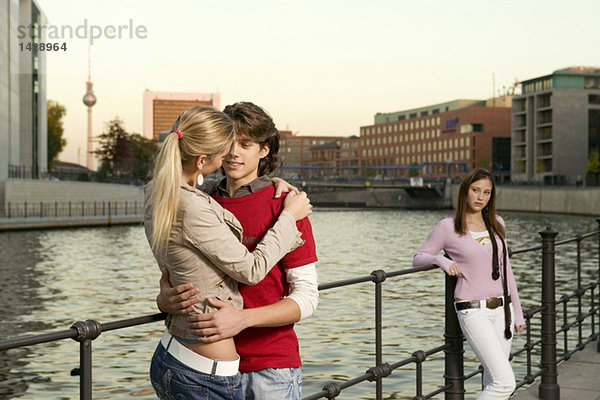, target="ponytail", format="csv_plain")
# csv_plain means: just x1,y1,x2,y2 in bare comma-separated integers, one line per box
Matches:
150,132,183,253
